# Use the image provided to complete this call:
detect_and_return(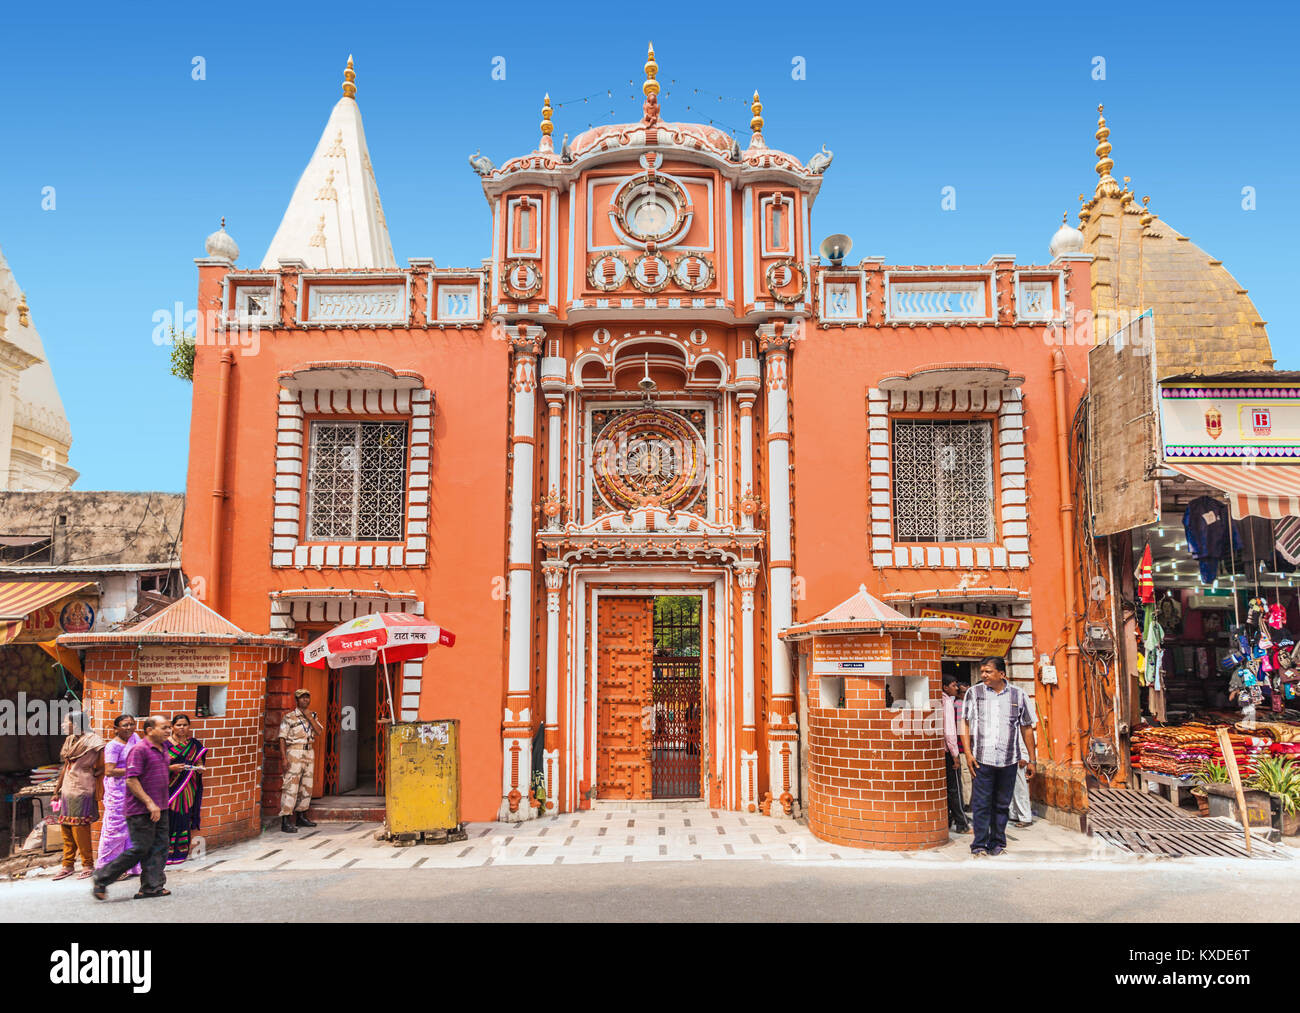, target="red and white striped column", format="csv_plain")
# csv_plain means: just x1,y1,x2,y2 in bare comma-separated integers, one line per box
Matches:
758,323,799,818
500,324,544,822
